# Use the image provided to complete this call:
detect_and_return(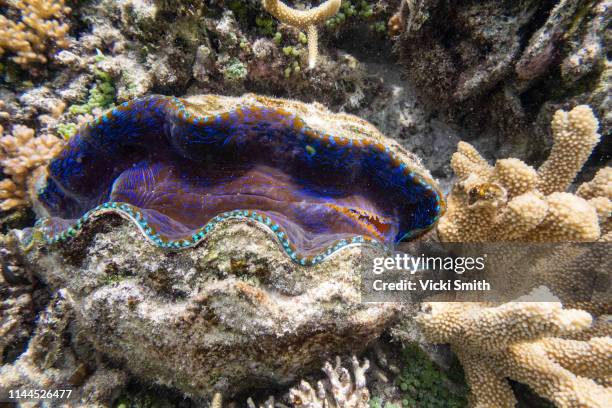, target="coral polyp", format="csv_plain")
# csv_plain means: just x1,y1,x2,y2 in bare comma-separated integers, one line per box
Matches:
35,94,444,265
